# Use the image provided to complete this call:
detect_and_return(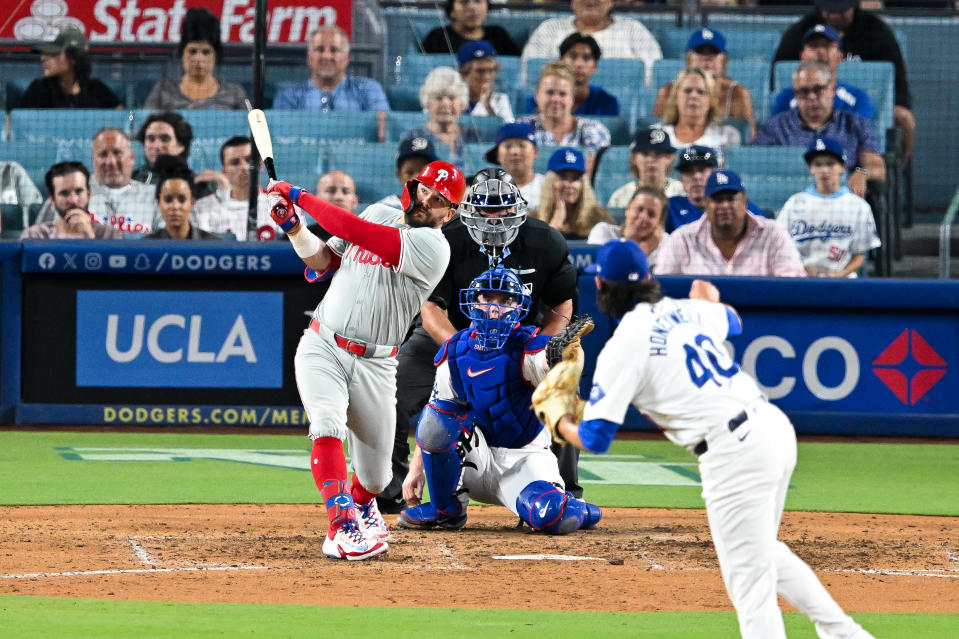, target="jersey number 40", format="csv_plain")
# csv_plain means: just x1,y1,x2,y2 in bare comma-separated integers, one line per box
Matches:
684,334,739,388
